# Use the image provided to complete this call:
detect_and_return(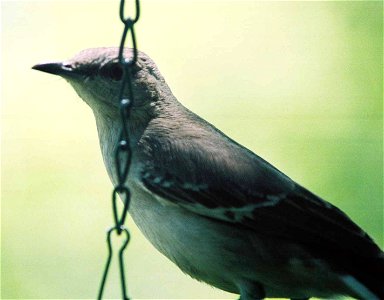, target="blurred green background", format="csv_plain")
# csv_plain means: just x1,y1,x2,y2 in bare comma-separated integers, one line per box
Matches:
1,0,383,299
